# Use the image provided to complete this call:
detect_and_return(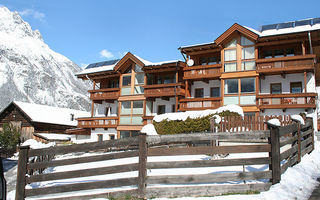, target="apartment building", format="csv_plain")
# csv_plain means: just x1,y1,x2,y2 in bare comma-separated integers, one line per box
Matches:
76,18,320,141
